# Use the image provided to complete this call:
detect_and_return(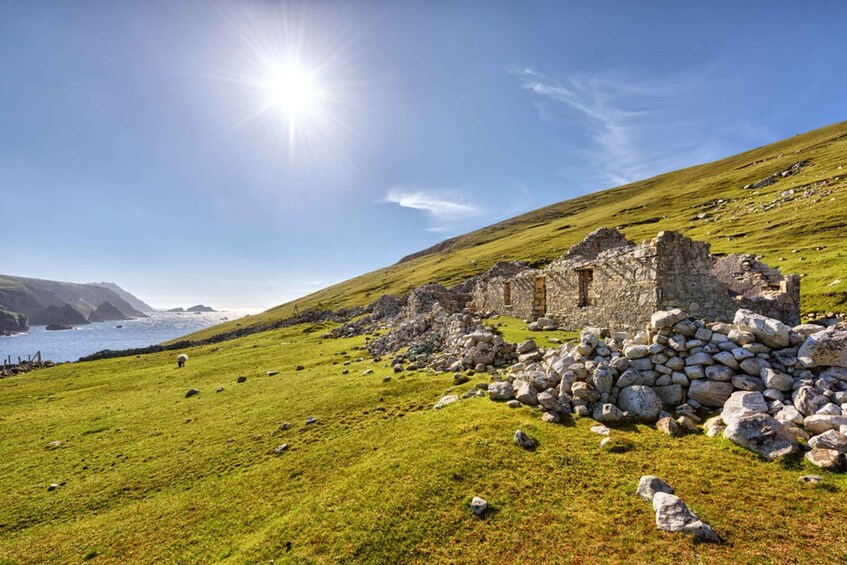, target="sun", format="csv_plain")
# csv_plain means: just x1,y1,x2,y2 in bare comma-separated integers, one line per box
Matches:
263,63,320,118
